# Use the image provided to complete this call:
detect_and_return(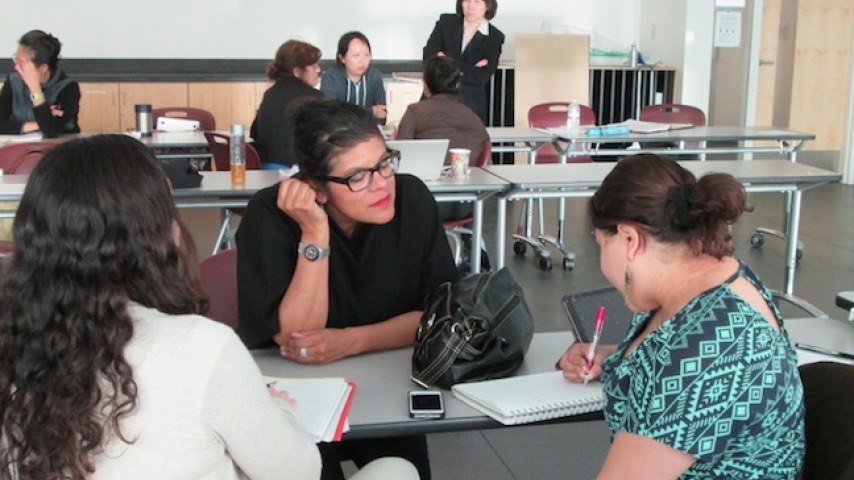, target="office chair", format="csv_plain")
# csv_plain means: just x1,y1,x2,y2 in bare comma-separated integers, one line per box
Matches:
519,102,597,271
527,102,597,164
638,103,706,126
204,132,262,254
444,139,491,271
0,140,61,174
151,107,216,131
638,103,707,155
0,141,59,257
198,248,239,330
799,362,854,480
